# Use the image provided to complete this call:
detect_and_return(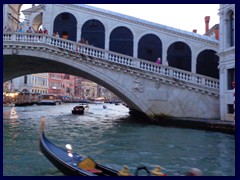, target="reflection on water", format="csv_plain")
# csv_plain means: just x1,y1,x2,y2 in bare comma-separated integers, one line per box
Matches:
3,104,235,176
3,107,19,119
